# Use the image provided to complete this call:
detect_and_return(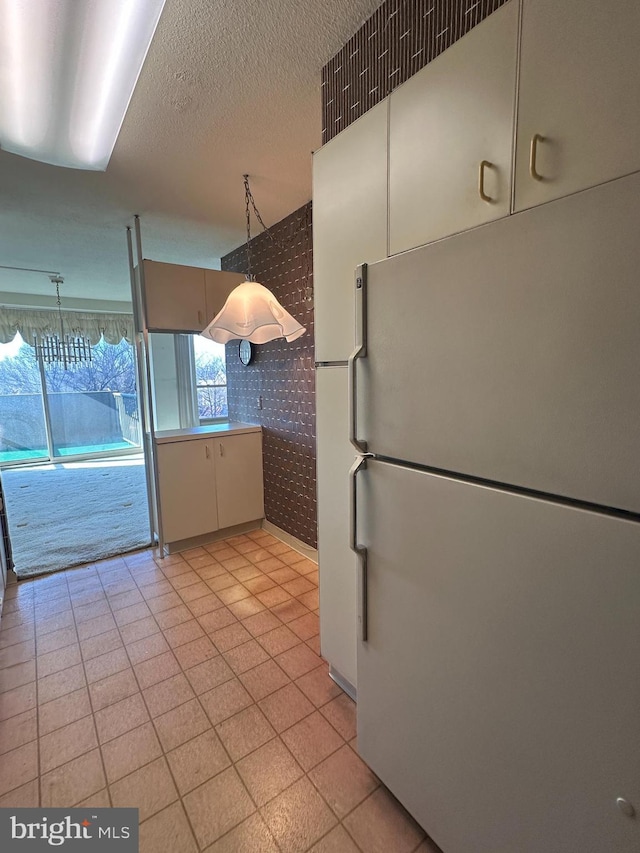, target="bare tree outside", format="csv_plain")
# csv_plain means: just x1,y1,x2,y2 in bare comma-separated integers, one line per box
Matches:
0,334,140,461
193,335,228,419
0,333,136,394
